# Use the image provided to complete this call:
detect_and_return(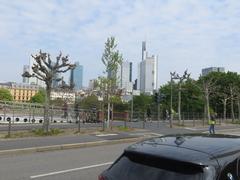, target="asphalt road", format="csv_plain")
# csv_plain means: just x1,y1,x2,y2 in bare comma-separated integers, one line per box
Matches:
0,142,131,180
